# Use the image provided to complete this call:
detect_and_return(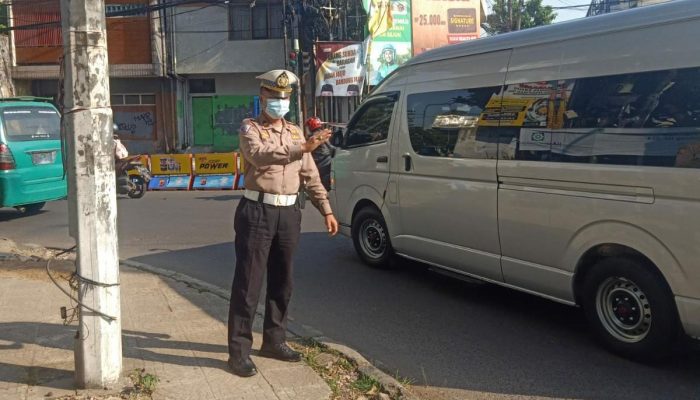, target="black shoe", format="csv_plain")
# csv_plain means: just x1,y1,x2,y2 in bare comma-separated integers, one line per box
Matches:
227,357,257,377
259,343,302,362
